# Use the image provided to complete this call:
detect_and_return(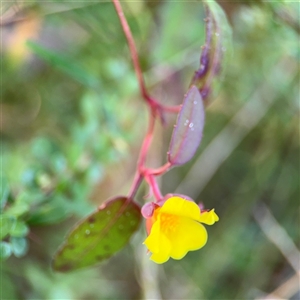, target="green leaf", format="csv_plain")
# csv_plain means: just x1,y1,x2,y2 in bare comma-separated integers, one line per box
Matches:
5,201,29,217
0,215,16,239
26,40,99,88
27,195,71,226
0,176,9,211
0,242,12,260
10,237,29,258
9,221,29,237
53,196,141,272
